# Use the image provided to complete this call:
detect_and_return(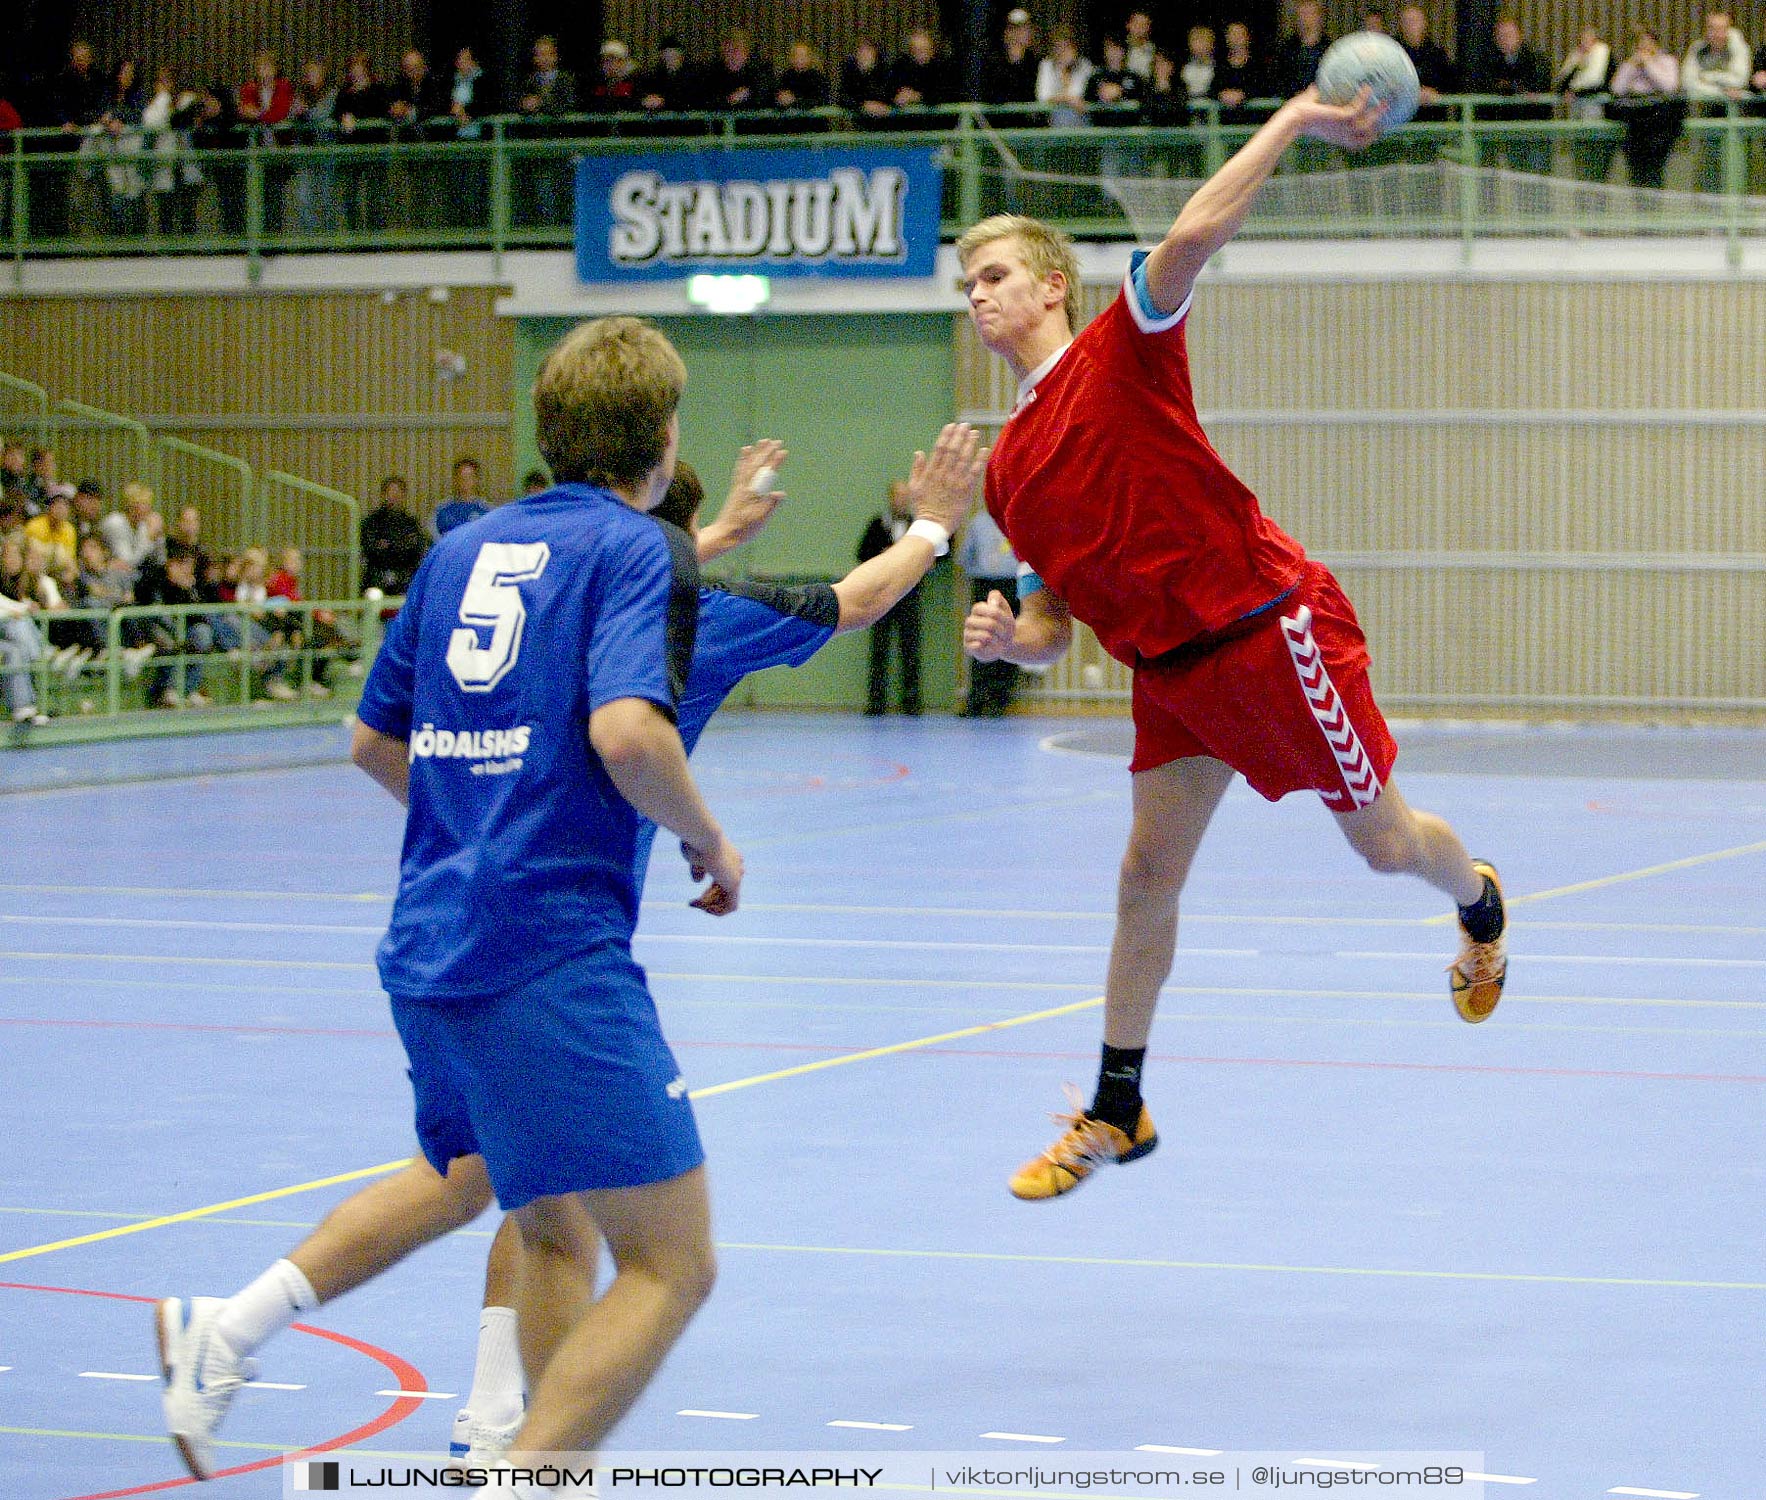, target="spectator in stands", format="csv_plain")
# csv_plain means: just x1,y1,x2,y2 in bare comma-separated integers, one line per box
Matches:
0,83,20,138
0,442,28,503
1362,8,1390,33
1478,17,1552,175
1087,35,1143,121
285,61,340,235
1271,0,1332,97
234,545,295,699
590,41,641,112
890,28,953,113
24,488,77,575
857,482,924,716
390,48,447,229
0,492,24,546
1609,26,1685,191
981,9,1041,106
70,478,105,547
143,66,204,236
705,29,772,110
1142,50,1190,128
775,42,830,111
266,545,340,695
337,52,390,233
1683,10,1752,191
239,51,294,233
442,45,494,220
97,58,149,237
432,456,491,536
839,39,894,121
360,474,428,595
1038,27,1094,128
190,83,247,237
1556,25,1615,183
45,40,108,241
138,542,211,708
1215,22,1265,114
1125,11,1158,81
521,467,550,495
72,532,129,663
0,538,50,726
100,481,166,585
1181,26,1217,102
27,449,58,511
1754,37,1766,90
169,504,213,584
640,37,696,113
1398,5,1459,105
517,36,577,225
